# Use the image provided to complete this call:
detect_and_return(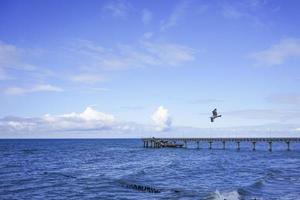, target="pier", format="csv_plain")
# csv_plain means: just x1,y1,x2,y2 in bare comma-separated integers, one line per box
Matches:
142,137,300,151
